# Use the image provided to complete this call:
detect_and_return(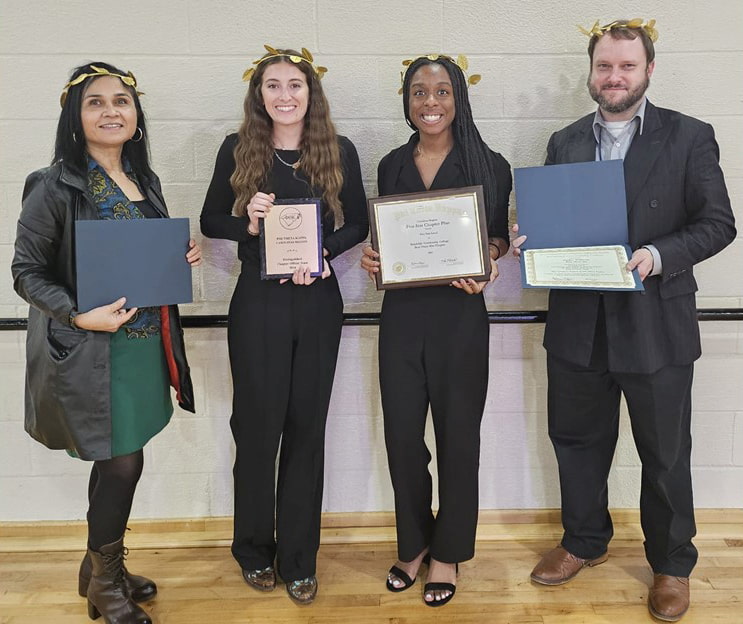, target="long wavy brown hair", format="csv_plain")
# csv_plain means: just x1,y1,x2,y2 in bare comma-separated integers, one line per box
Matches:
231,50,343,224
